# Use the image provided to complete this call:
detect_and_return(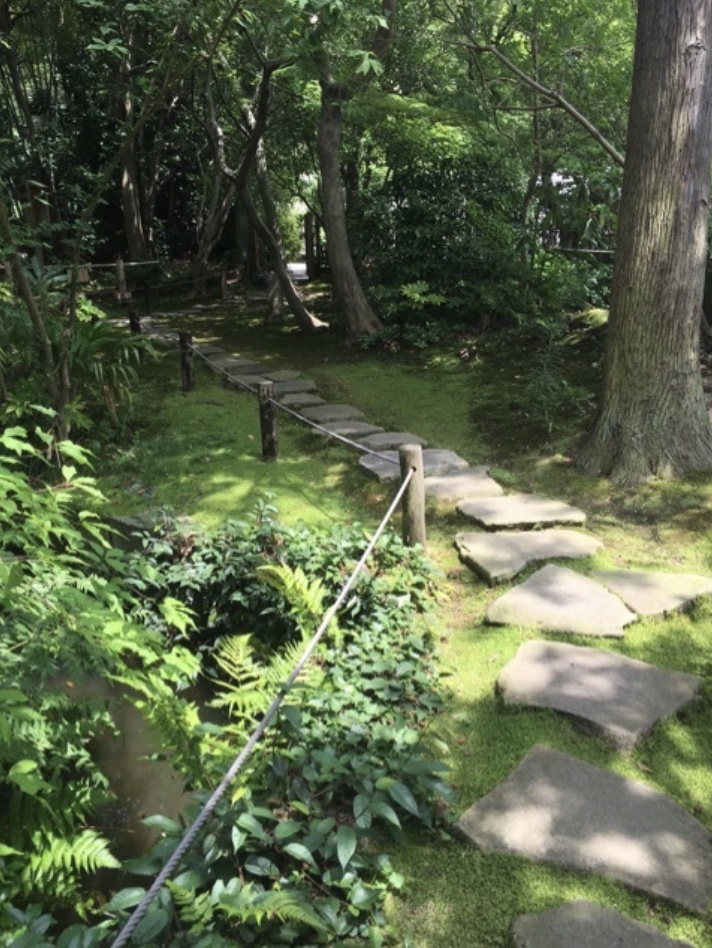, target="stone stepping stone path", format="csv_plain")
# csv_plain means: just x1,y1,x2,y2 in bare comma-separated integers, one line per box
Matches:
181,339,712,944
512,900,696,948
456,745,712,914
315,421,385,440
497,640,702,752
358,431,428,451
279,393,326,408
359,448,469,482
487,564,637,637
301,403,366,423
458,492,587,529
455,528,602,583
425,466,503,502
272,377,317,396
591,569,712,617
